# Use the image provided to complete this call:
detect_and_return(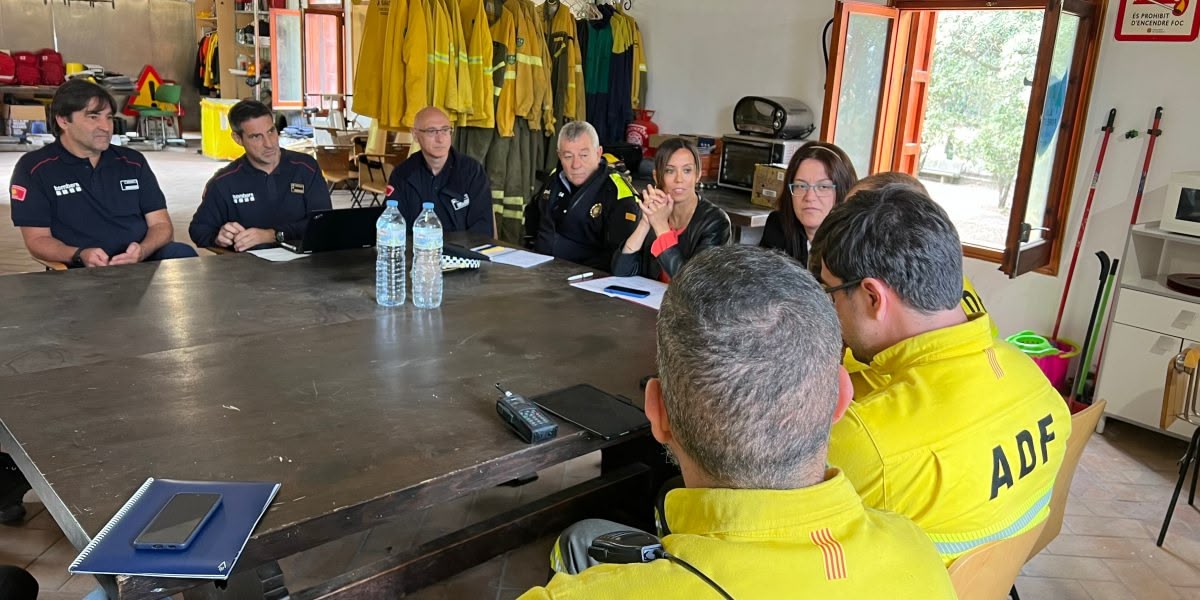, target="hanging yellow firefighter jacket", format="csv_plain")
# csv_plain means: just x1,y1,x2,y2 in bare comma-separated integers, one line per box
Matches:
547,3,582,122
401,0,431,128
489,2,517,137
353,0,394,123
444,0,473,121
459,0,493,128
506,0,536,120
